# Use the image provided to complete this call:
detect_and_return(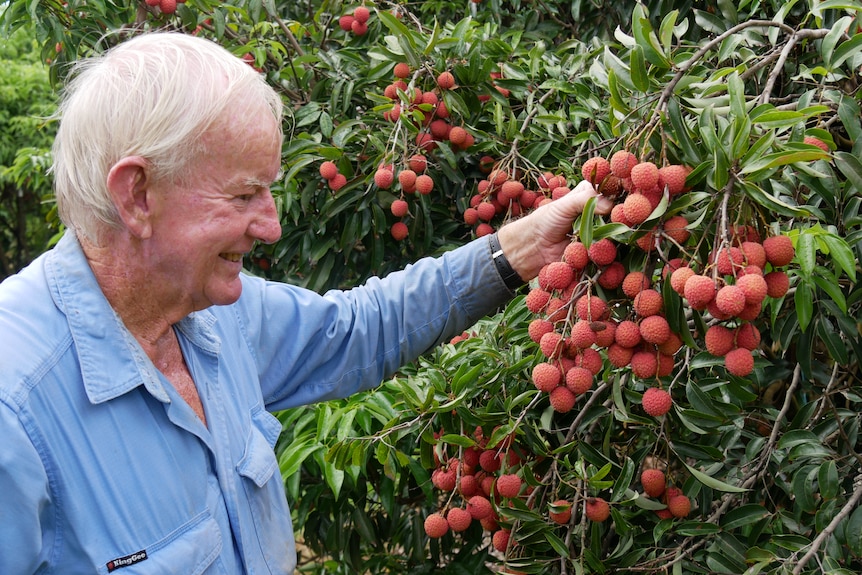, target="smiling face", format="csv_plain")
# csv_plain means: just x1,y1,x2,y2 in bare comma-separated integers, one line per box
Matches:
144,105,283,311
